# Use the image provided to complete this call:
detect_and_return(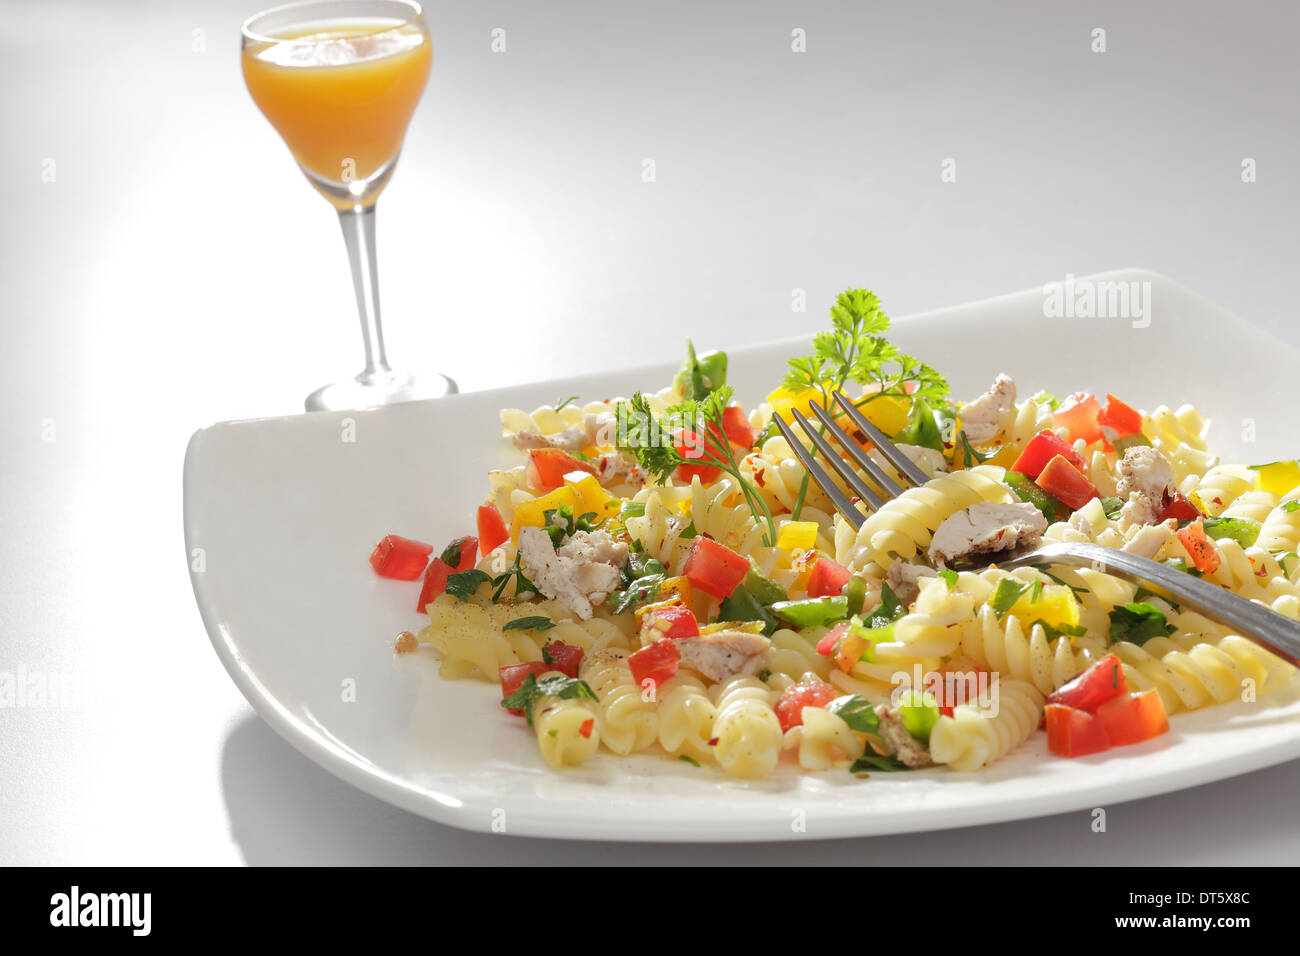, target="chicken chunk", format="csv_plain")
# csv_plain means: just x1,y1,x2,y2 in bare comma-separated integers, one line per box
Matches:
1122,519,1176,560
959,375,1016,445
928,501,1048,567
874,703,933,768
675,630,772,682
896,443,948,480
885,560,939,607
1116,446,1177,530
511,411,615,453
517,527,627,620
